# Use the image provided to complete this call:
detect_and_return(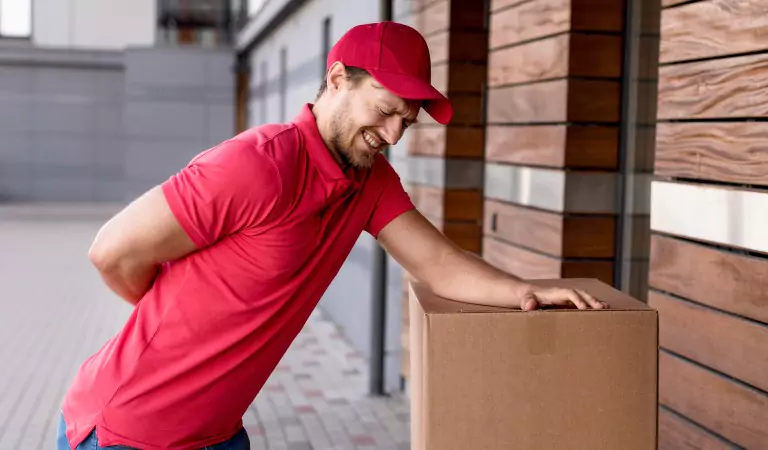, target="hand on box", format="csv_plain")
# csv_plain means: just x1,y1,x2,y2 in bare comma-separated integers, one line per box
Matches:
520,286,609,311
